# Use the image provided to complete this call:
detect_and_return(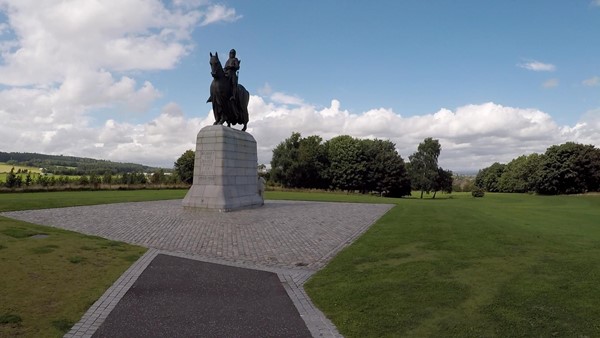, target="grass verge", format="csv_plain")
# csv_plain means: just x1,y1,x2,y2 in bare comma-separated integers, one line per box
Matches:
0,189,187,212
0,189,186,337
0,218,146,337
297,192,600,337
